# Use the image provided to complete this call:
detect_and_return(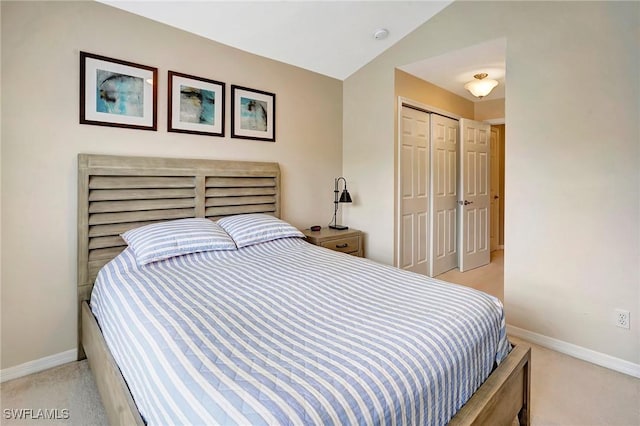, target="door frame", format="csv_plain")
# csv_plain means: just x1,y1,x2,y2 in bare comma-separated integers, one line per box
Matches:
486,117,505,250
490,125,500,252
395,97,461,268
